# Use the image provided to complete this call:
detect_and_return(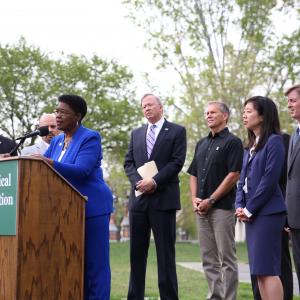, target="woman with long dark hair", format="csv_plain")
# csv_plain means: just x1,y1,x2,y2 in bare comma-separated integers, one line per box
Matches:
236,96,286,300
